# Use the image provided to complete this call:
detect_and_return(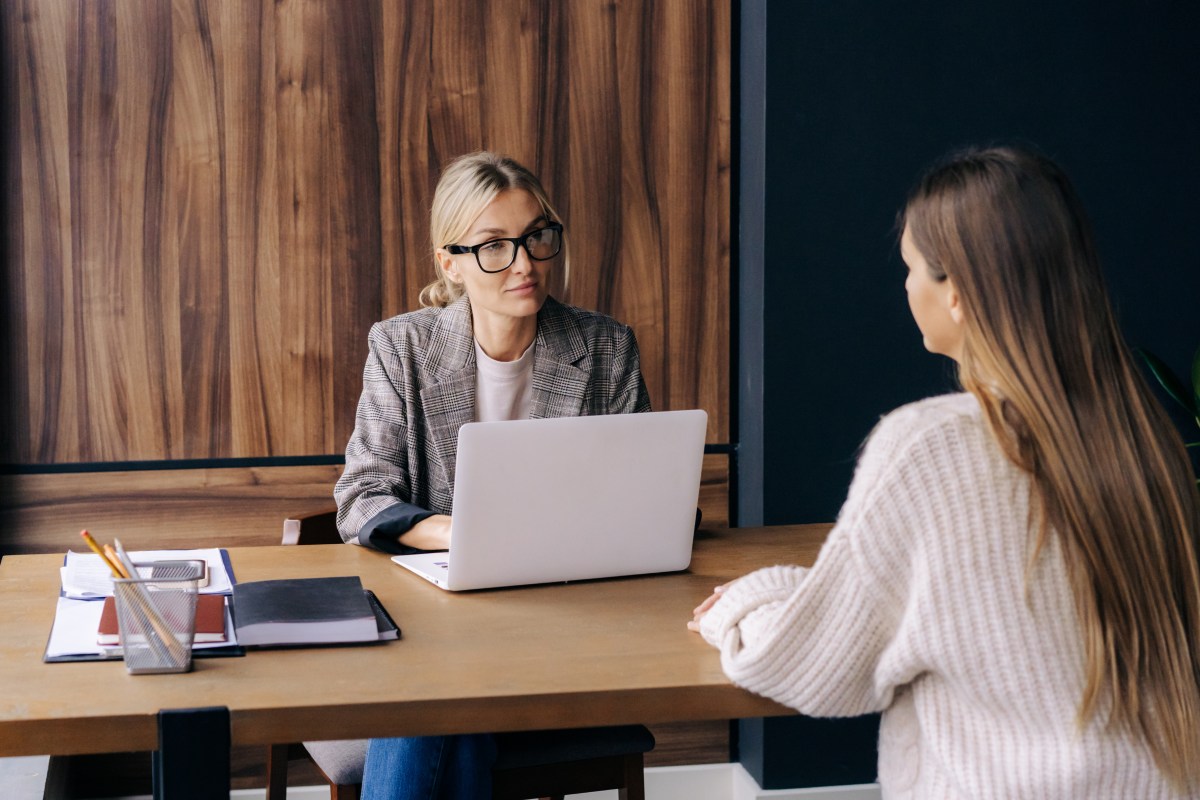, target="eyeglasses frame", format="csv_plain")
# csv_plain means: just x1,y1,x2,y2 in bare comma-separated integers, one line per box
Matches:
444,222,564,274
